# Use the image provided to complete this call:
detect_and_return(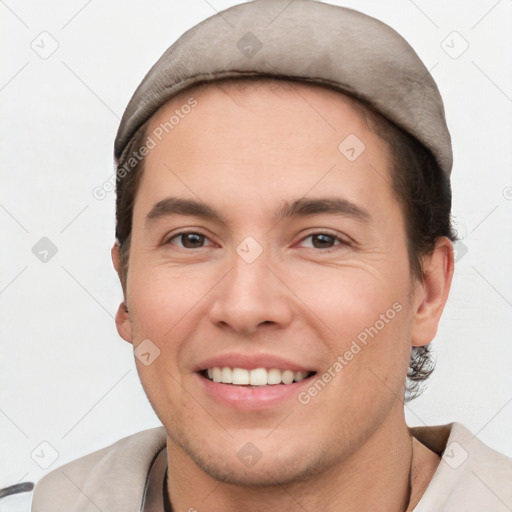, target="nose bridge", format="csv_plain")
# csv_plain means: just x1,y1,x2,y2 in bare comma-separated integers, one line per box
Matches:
209,240,293,332
231,243,271,295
